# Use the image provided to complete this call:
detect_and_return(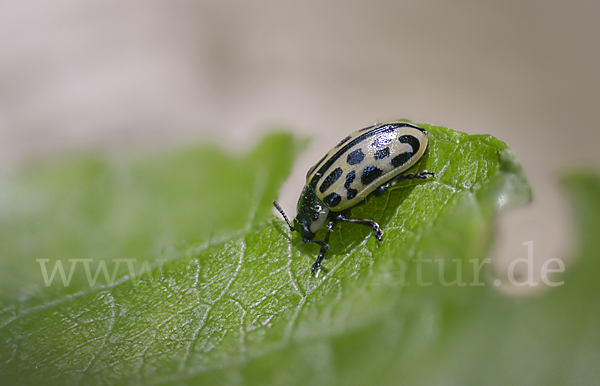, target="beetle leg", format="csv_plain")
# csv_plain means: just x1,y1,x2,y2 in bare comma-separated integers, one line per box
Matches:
373,184,390,195
404,170,435,180
305,219,336,275
335,213,383,242
375,170,435,195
